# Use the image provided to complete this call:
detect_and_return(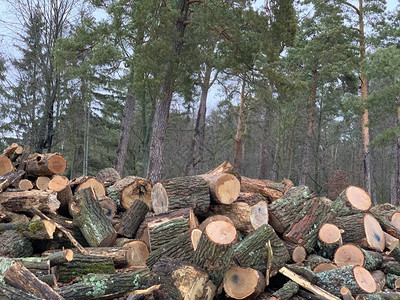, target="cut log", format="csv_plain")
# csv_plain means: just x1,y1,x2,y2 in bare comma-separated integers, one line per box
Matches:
331,213,366,243
240,176,290,201
0,219,56,239
364,213,385,251
25,153,67,176
151,257,216,300
57,268,150,300
340,286,354,300
370,203,400,239
304,254,331,271
55,254,115,283
313,263,338,273
199,173,240,204
193,219,237,286
35,176,50,190
315,265,376,296
330,186,371,217
0,170,25,193
268,186,313,233
371,270,386,292
234,224,290,275
223,266,265,300
382,260,400,276
37,274,57,288
3,143,20,157
385,273,400,289
45,249,74,266
272,281,299,300
13,258,50,277
356,293,400,300
151,182,168,214
0,258,63,300
334,244,382,271
198,214,234,231
48,175,69,192
0,189,60,213
69,188,117,247
107,176,152,210
56,184,73,217
191,228,202,250
316,223,342,259
284,197,333,252
207,161,241,180
284,241,307,263
119,199,149,238
158,176,210,212
18,179,33,191
98,196,117,220
0,155,13,176
392,212,400,229
71,175,106,198
118,240,149,267
0,280,42,299
0,230,33,257
96,167,121,187
235,192,268,205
